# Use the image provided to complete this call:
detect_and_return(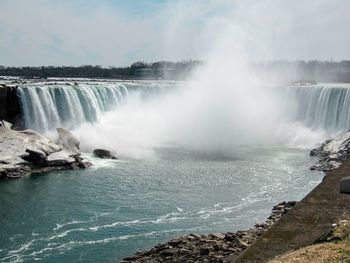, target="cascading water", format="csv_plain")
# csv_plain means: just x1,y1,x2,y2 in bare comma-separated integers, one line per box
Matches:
17,81,177,133
6,79,343,263
279,83,350,132
16,81,350,153
17,83,129,132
